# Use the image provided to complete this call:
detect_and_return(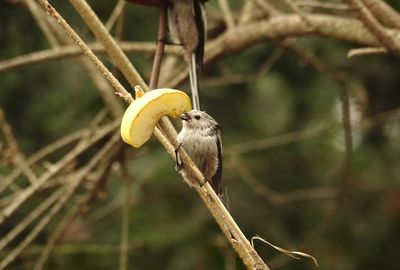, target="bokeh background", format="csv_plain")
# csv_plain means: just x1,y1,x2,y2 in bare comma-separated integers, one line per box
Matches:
1,0,400,269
